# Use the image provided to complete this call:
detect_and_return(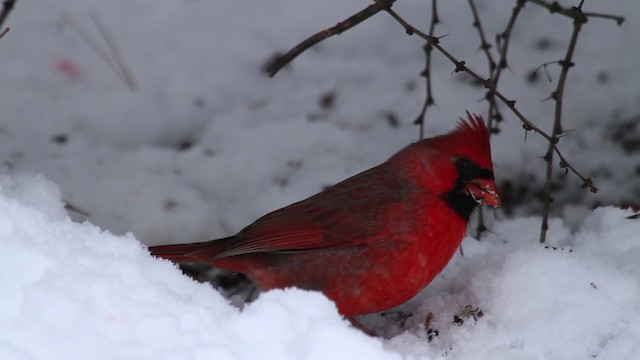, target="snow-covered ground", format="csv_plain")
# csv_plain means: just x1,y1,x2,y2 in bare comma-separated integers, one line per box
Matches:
3,175,640,359
1,0,639,359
